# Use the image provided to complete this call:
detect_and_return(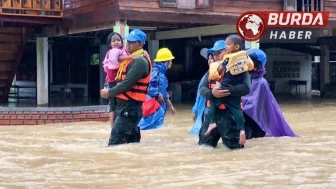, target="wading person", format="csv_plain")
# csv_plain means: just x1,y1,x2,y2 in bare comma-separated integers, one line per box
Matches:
138,48,176,130
204,35,254,147
100,29,152,146
198,35,252,150
189,40,226,135
102,32,143,129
